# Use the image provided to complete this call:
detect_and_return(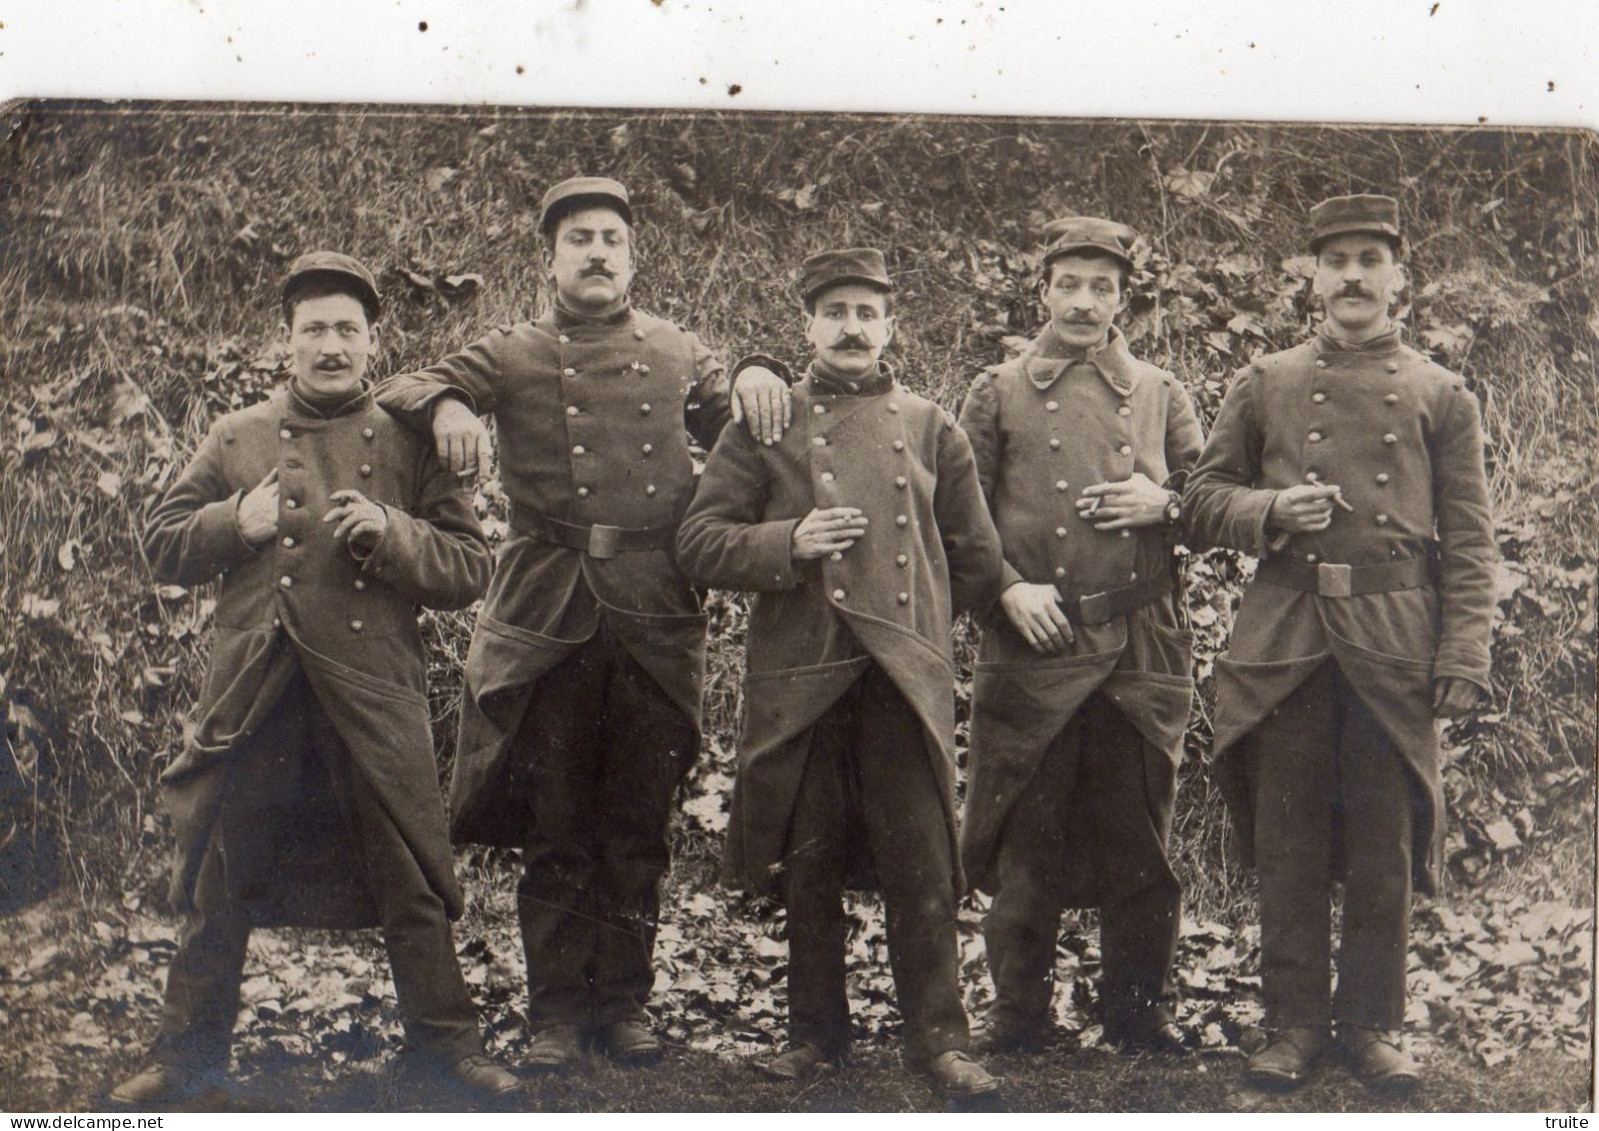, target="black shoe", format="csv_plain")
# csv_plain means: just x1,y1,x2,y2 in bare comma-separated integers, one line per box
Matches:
448,1052,522,1099
970,1019,1044,1056
598,1019,662,1065
1245,1026,1330,1089
1338,1026,1421,1092
108,1061,210,1106
525,1024,586,1071
758,1042,838,1082
921,1049,1000,1099
1108,1019,1195,1057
